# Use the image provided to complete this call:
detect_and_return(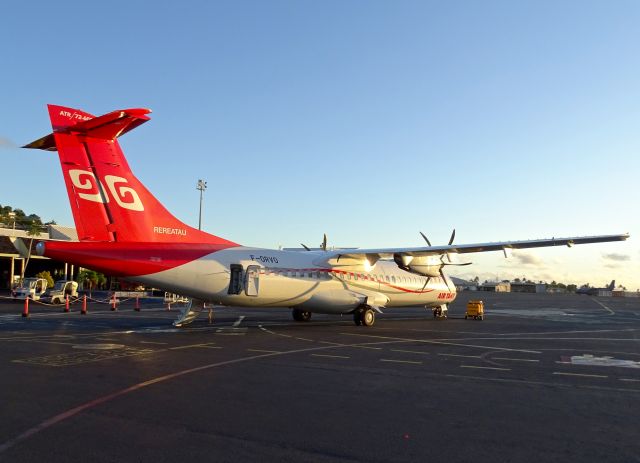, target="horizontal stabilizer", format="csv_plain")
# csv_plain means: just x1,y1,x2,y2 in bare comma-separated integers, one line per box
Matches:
66,107,151,140
24,105,151,151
